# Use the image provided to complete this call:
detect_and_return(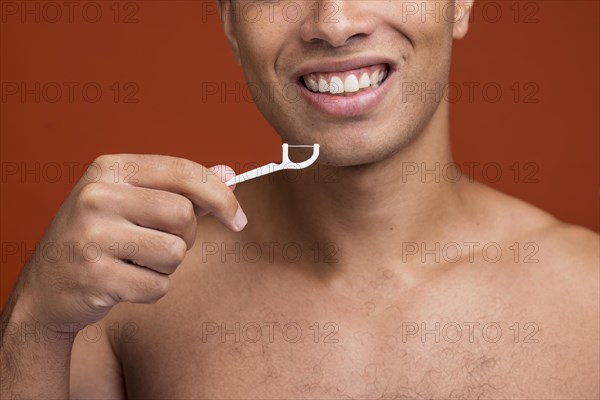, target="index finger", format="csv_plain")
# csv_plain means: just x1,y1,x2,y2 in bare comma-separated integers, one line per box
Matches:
92,154,247,232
